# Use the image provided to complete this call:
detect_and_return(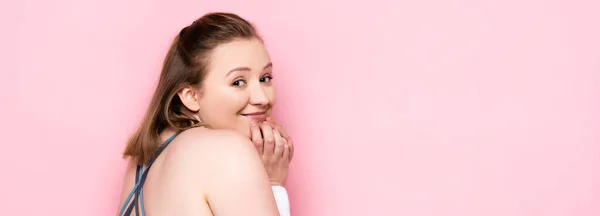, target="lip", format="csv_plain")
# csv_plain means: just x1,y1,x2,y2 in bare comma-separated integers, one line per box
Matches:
241,111,267,122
